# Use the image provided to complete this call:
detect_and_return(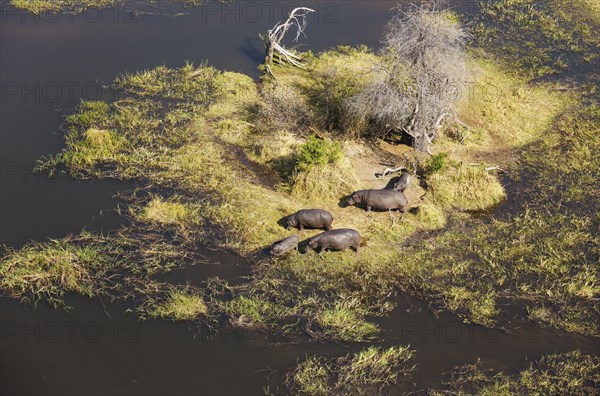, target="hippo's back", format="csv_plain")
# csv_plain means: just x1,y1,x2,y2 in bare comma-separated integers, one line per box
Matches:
298,209,332,219
367,189,407,205
321,228,360,242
